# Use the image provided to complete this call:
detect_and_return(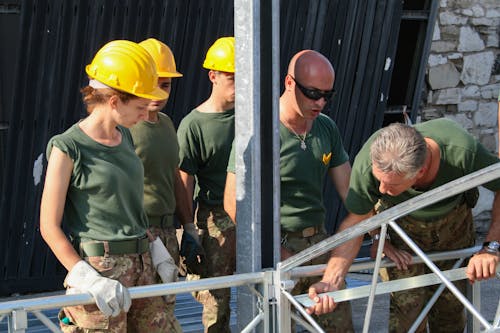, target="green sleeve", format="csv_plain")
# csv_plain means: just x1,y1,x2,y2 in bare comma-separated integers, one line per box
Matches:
227,140,235,173
177,115,200,175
